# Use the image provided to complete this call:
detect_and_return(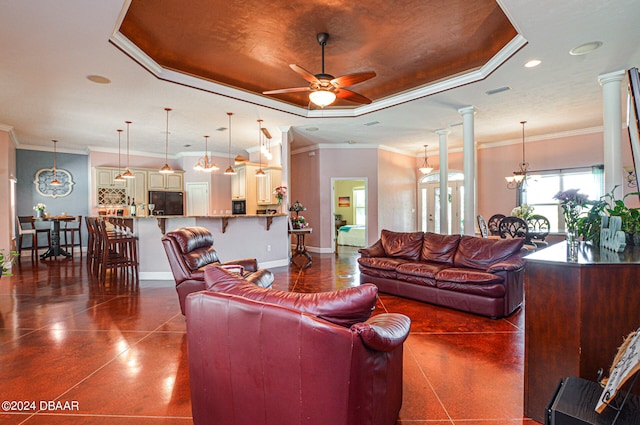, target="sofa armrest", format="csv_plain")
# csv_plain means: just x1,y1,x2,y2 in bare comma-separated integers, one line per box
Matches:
351,313,411,352
358,239,385,258
486,256,525,273
221,258,258,272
